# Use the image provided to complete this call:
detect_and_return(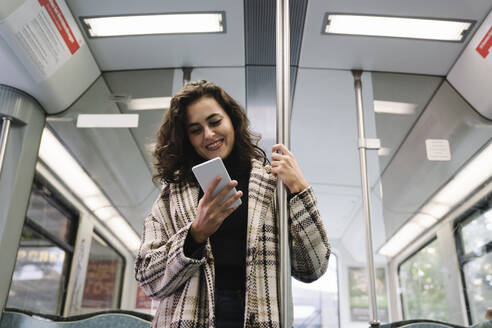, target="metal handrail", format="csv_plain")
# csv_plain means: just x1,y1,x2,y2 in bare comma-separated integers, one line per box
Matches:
0,116,13,177
276,0,292,326
352,70,380,328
